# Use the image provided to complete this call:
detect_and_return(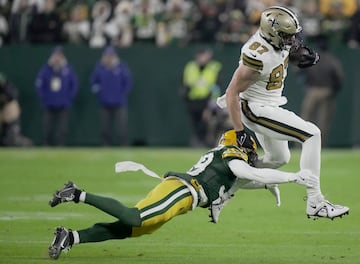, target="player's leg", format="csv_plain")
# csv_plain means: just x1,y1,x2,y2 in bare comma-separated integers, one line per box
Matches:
49,181,141,225
131,178,193,237
69,178,192,238
48,179,193,258
241,101,349,219
253,132,290,169
49,221,132,259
